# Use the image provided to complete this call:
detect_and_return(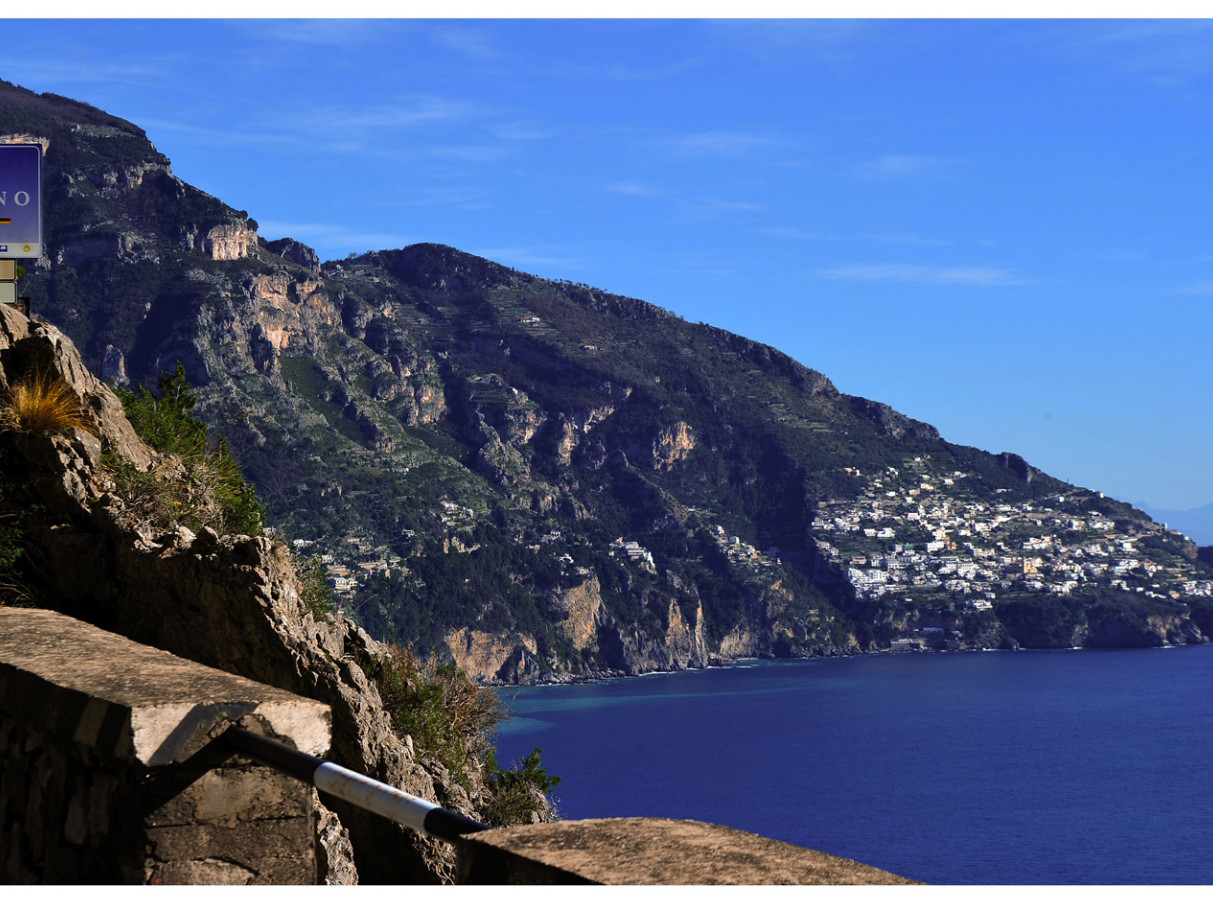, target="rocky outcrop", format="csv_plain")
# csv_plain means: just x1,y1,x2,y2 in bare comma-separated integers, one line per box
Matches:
1085,610,1205,648
445,629,541,684
251,273,336,352
663,600,710,668
264,237,321,273
186,221,257,261
556,578,605,651
0,305,152,470
475,422,531,486
0,308,481,883
1,133,50,153
998,452,1035,484
101,344,127,385
652,420,695,471
716,626,763,660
